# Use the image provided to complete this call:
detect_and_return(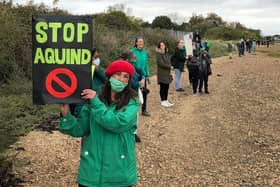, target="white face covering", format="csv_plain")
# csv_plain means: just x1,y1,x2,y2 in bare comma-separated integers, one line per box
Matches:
93,58,100,66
